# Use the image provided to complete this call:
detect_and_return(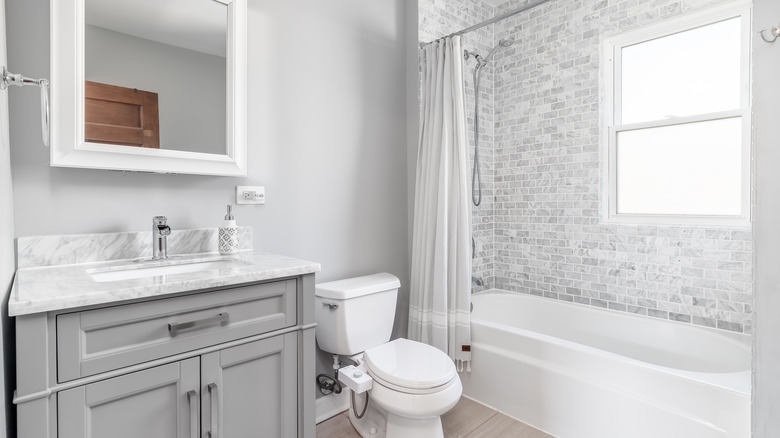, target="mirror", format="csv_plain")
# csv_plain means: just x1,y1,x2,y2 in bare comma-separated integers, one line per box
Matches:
85,0,228,154
51,0,247,176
